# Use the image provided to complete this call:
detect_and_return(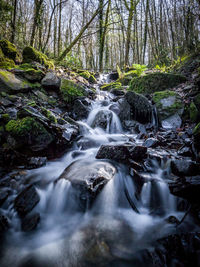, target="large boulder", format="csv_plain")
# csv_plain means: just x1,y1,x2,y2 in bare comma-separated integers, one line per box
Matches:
91,110,113,130
5,117,54,152
23,46,54,69
96,144,147,163
0,70,34,93
0,39,20,62
0,47,16,69
58,160,116,209
129,72,187,94
72,98,90,120
60,79,86,103
14,185,40,217
119,91,153,126
152,90,184,128
41,71,61,90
